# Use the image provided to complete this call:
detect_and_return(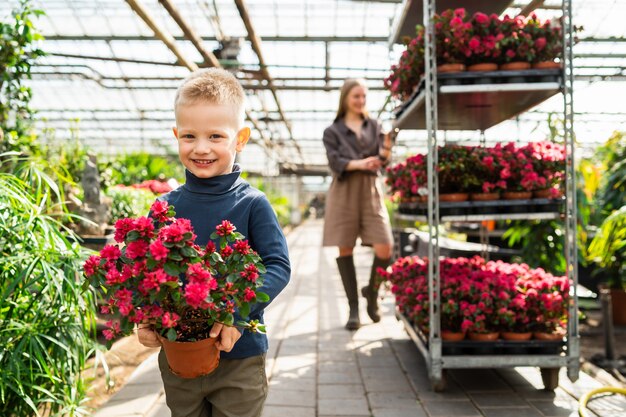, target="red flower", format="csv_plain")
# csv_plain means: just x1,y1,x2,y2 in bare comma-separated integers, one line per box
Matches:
149,240,169,261
84,255,100,277
126,240,149,259
162,312,180,328
216,220,236,237
234,240,251,255
150,200,170,223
